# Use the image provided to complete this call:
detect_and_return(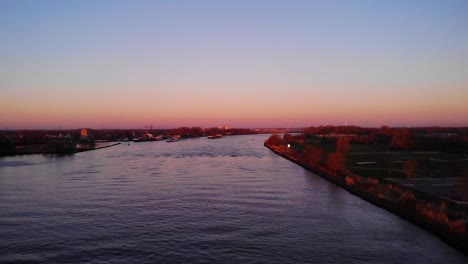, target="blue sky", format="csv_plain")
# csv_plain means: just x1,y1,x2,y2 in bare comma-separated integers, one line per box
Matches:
1,0,467,128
